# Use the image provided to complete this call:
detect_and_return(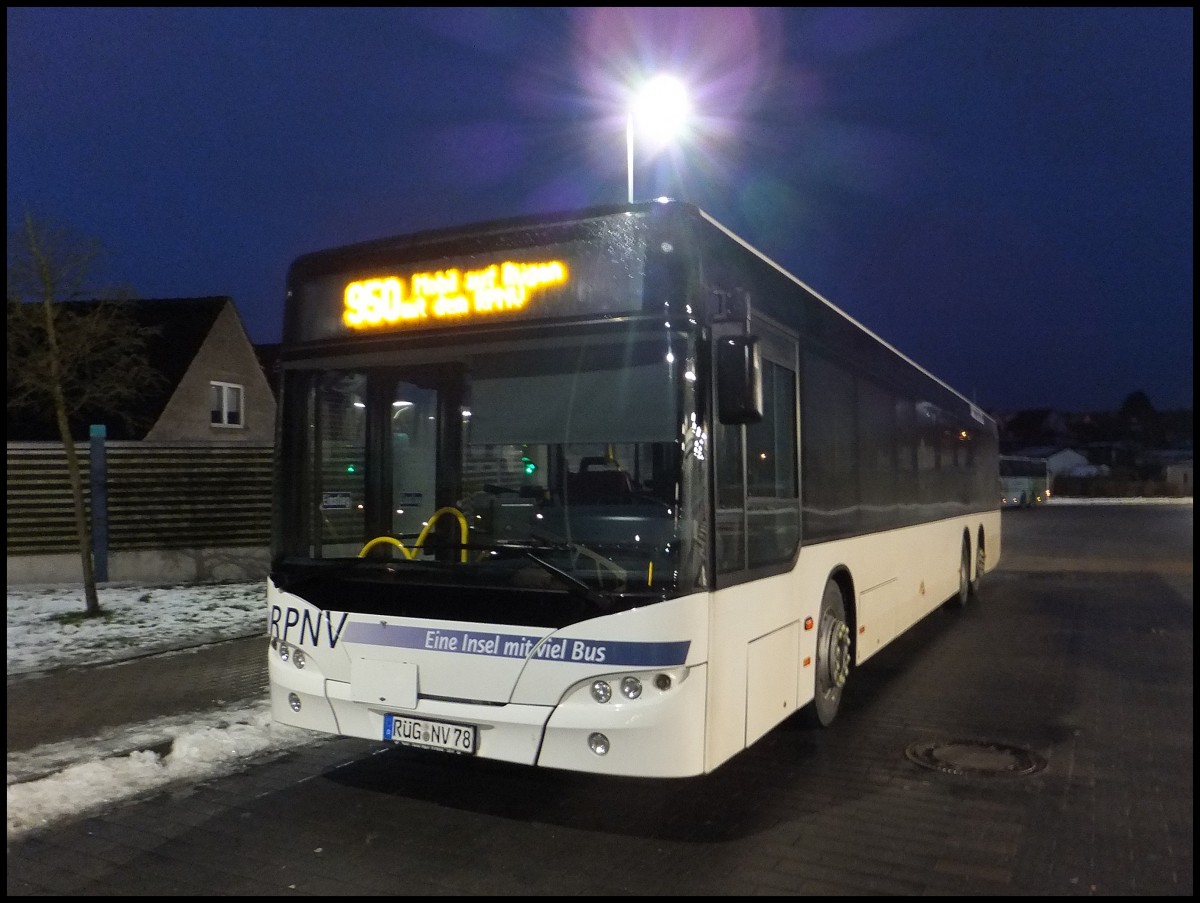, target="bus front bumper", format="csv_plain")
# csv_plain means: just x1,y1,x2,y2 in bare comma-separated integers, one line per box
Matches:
269,656,709,777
